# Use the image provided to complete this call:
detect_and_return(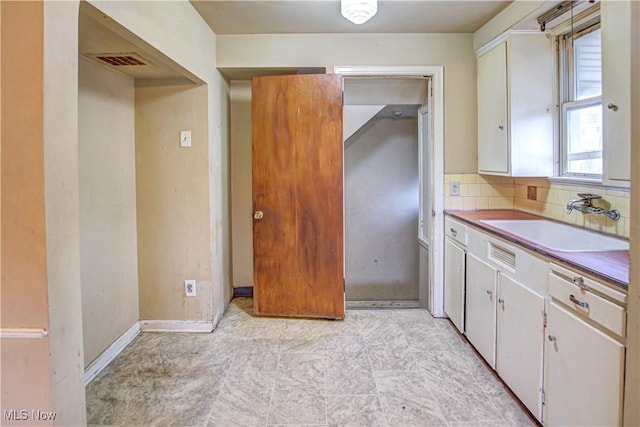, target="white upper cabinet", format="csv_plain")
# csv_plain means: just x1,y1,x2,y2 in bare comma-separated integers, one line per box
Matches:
477,33,554,177
602,0,631,184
